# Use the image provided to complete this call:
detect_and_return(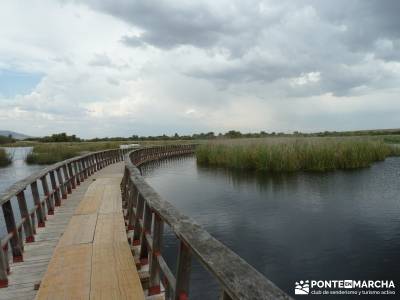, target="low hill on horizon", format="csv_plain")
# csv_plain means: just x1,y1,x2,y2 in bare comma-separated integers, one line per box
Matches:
0,130,31,140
